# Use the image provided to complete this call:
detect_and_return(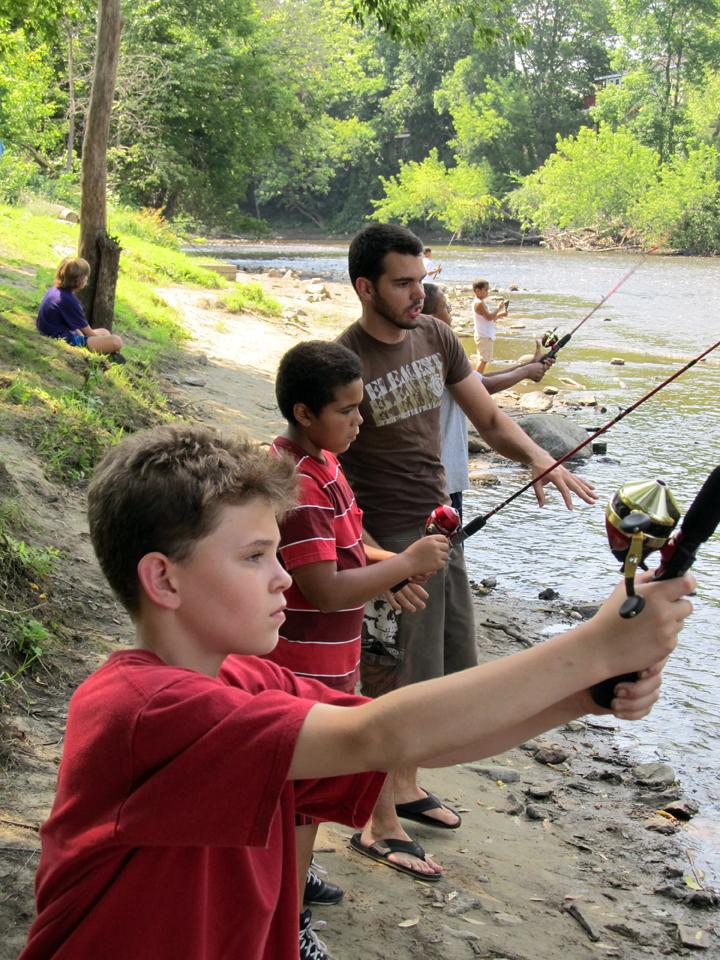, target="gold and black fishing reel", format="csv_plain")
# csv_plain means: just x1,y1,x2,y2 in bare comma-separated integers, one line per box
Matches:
605,479,680,618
